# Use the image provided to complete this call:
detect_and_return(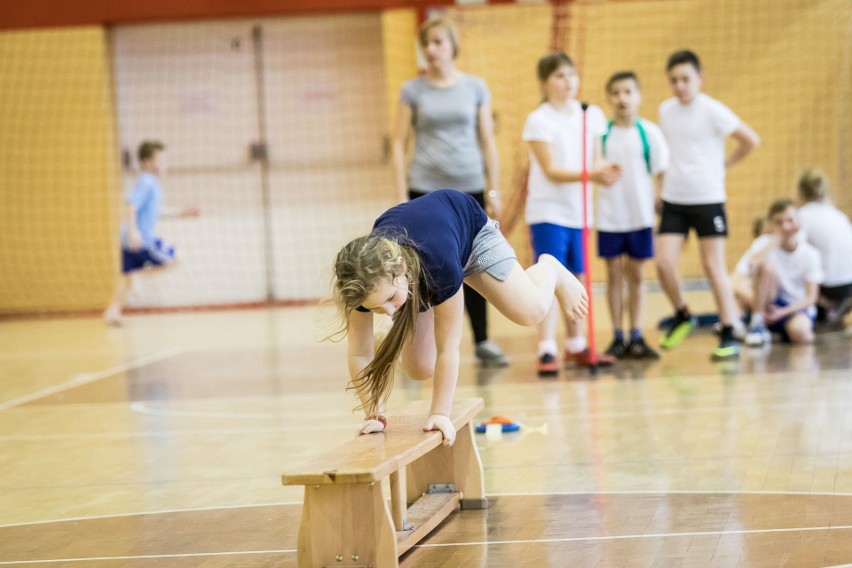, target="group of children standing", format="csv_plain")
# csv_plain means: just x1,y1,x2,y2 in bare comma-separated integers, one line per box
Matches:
521,47,762,375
